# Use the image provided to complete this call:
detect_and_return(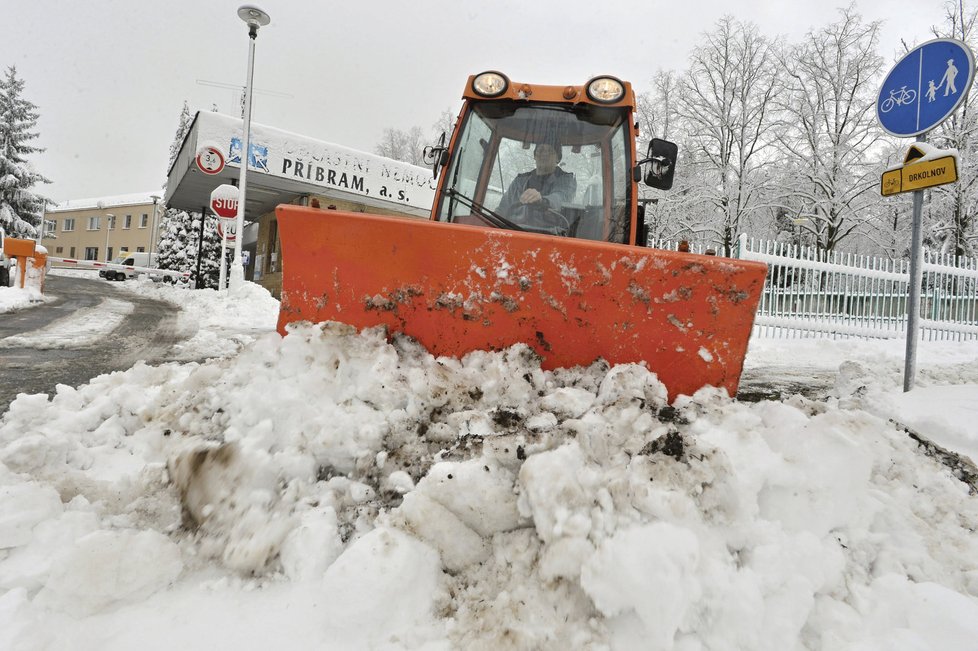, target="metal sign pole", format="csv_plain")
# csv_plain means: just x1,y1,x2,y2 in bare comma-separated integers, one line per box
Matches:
196,206,206,289
218,226,228,292
904,135,926,392
875,38,975,392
